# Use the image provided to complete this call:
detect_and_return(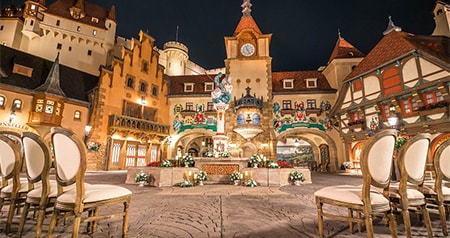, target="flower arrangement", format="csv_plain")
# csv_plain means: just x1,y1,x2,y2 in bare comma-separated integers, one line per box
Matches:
248,154,262,167
220,151,231,158
268,161,280,169
197,170,208,181
203,150,214,157
181,154,194,166
395,135,409,150
161,159,173,167
342,161,353,169
148,161,161,167
86,141,101,151
246,179,258,187
289,170,305,182
230,170,242,181
135,170,148,183
179,179,193,187
277,160,292,168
